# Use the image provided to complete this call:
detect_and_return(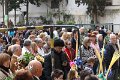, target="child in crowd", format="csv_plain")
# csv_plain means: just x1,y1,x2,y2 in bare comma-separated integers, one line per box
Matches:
84,57,95,74
51,69,64,80
67,69,80,80
84,74,99,80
